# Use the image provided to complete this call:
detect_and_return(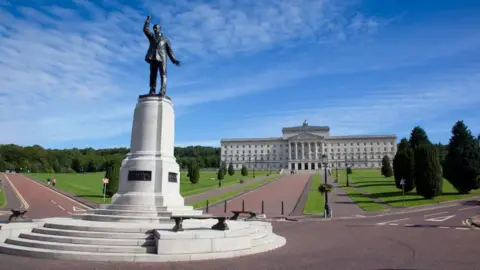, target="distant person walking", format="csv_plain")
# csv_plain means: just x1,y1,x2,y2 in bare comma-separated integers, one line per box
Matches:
52,178,56,187
47,178,51,185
